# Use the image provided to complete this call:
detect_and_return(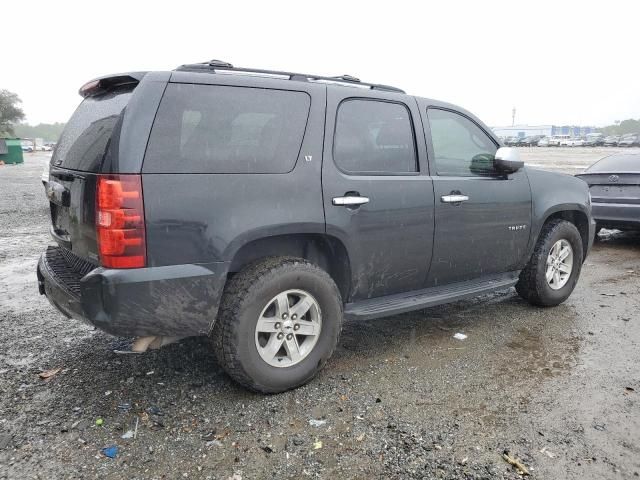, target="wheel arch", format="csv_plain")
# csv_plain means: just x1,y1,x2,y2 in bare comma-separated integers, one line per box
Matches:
540,209,590,261
228,233,352,302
